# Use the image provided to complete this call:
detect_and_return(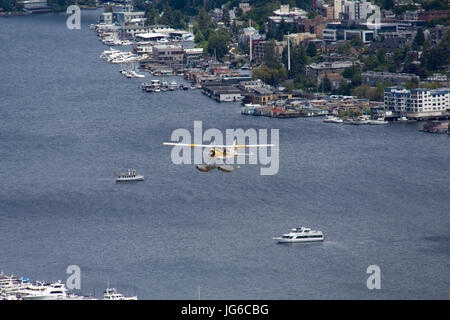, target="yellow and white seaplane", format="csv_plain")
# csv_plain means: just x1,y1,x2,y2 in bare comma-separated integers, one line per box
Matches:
163,139,274,172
